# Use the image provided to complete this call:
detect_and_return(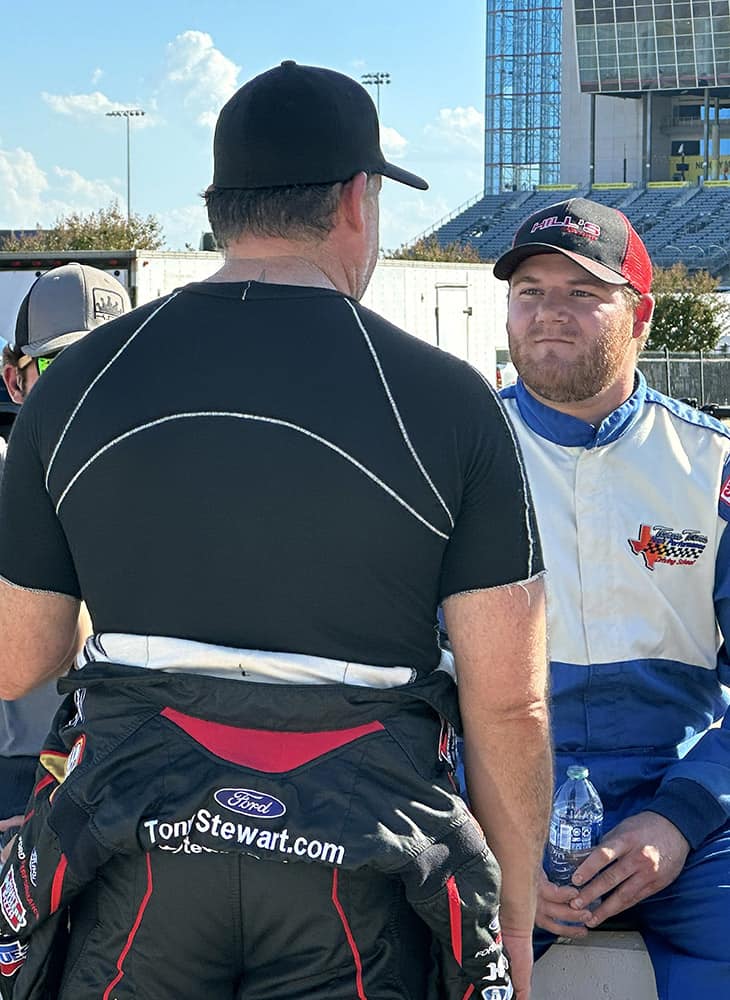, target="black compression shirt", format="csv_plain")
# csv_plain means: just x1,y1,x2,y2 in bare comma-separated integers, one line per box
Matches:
0,281,542,671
